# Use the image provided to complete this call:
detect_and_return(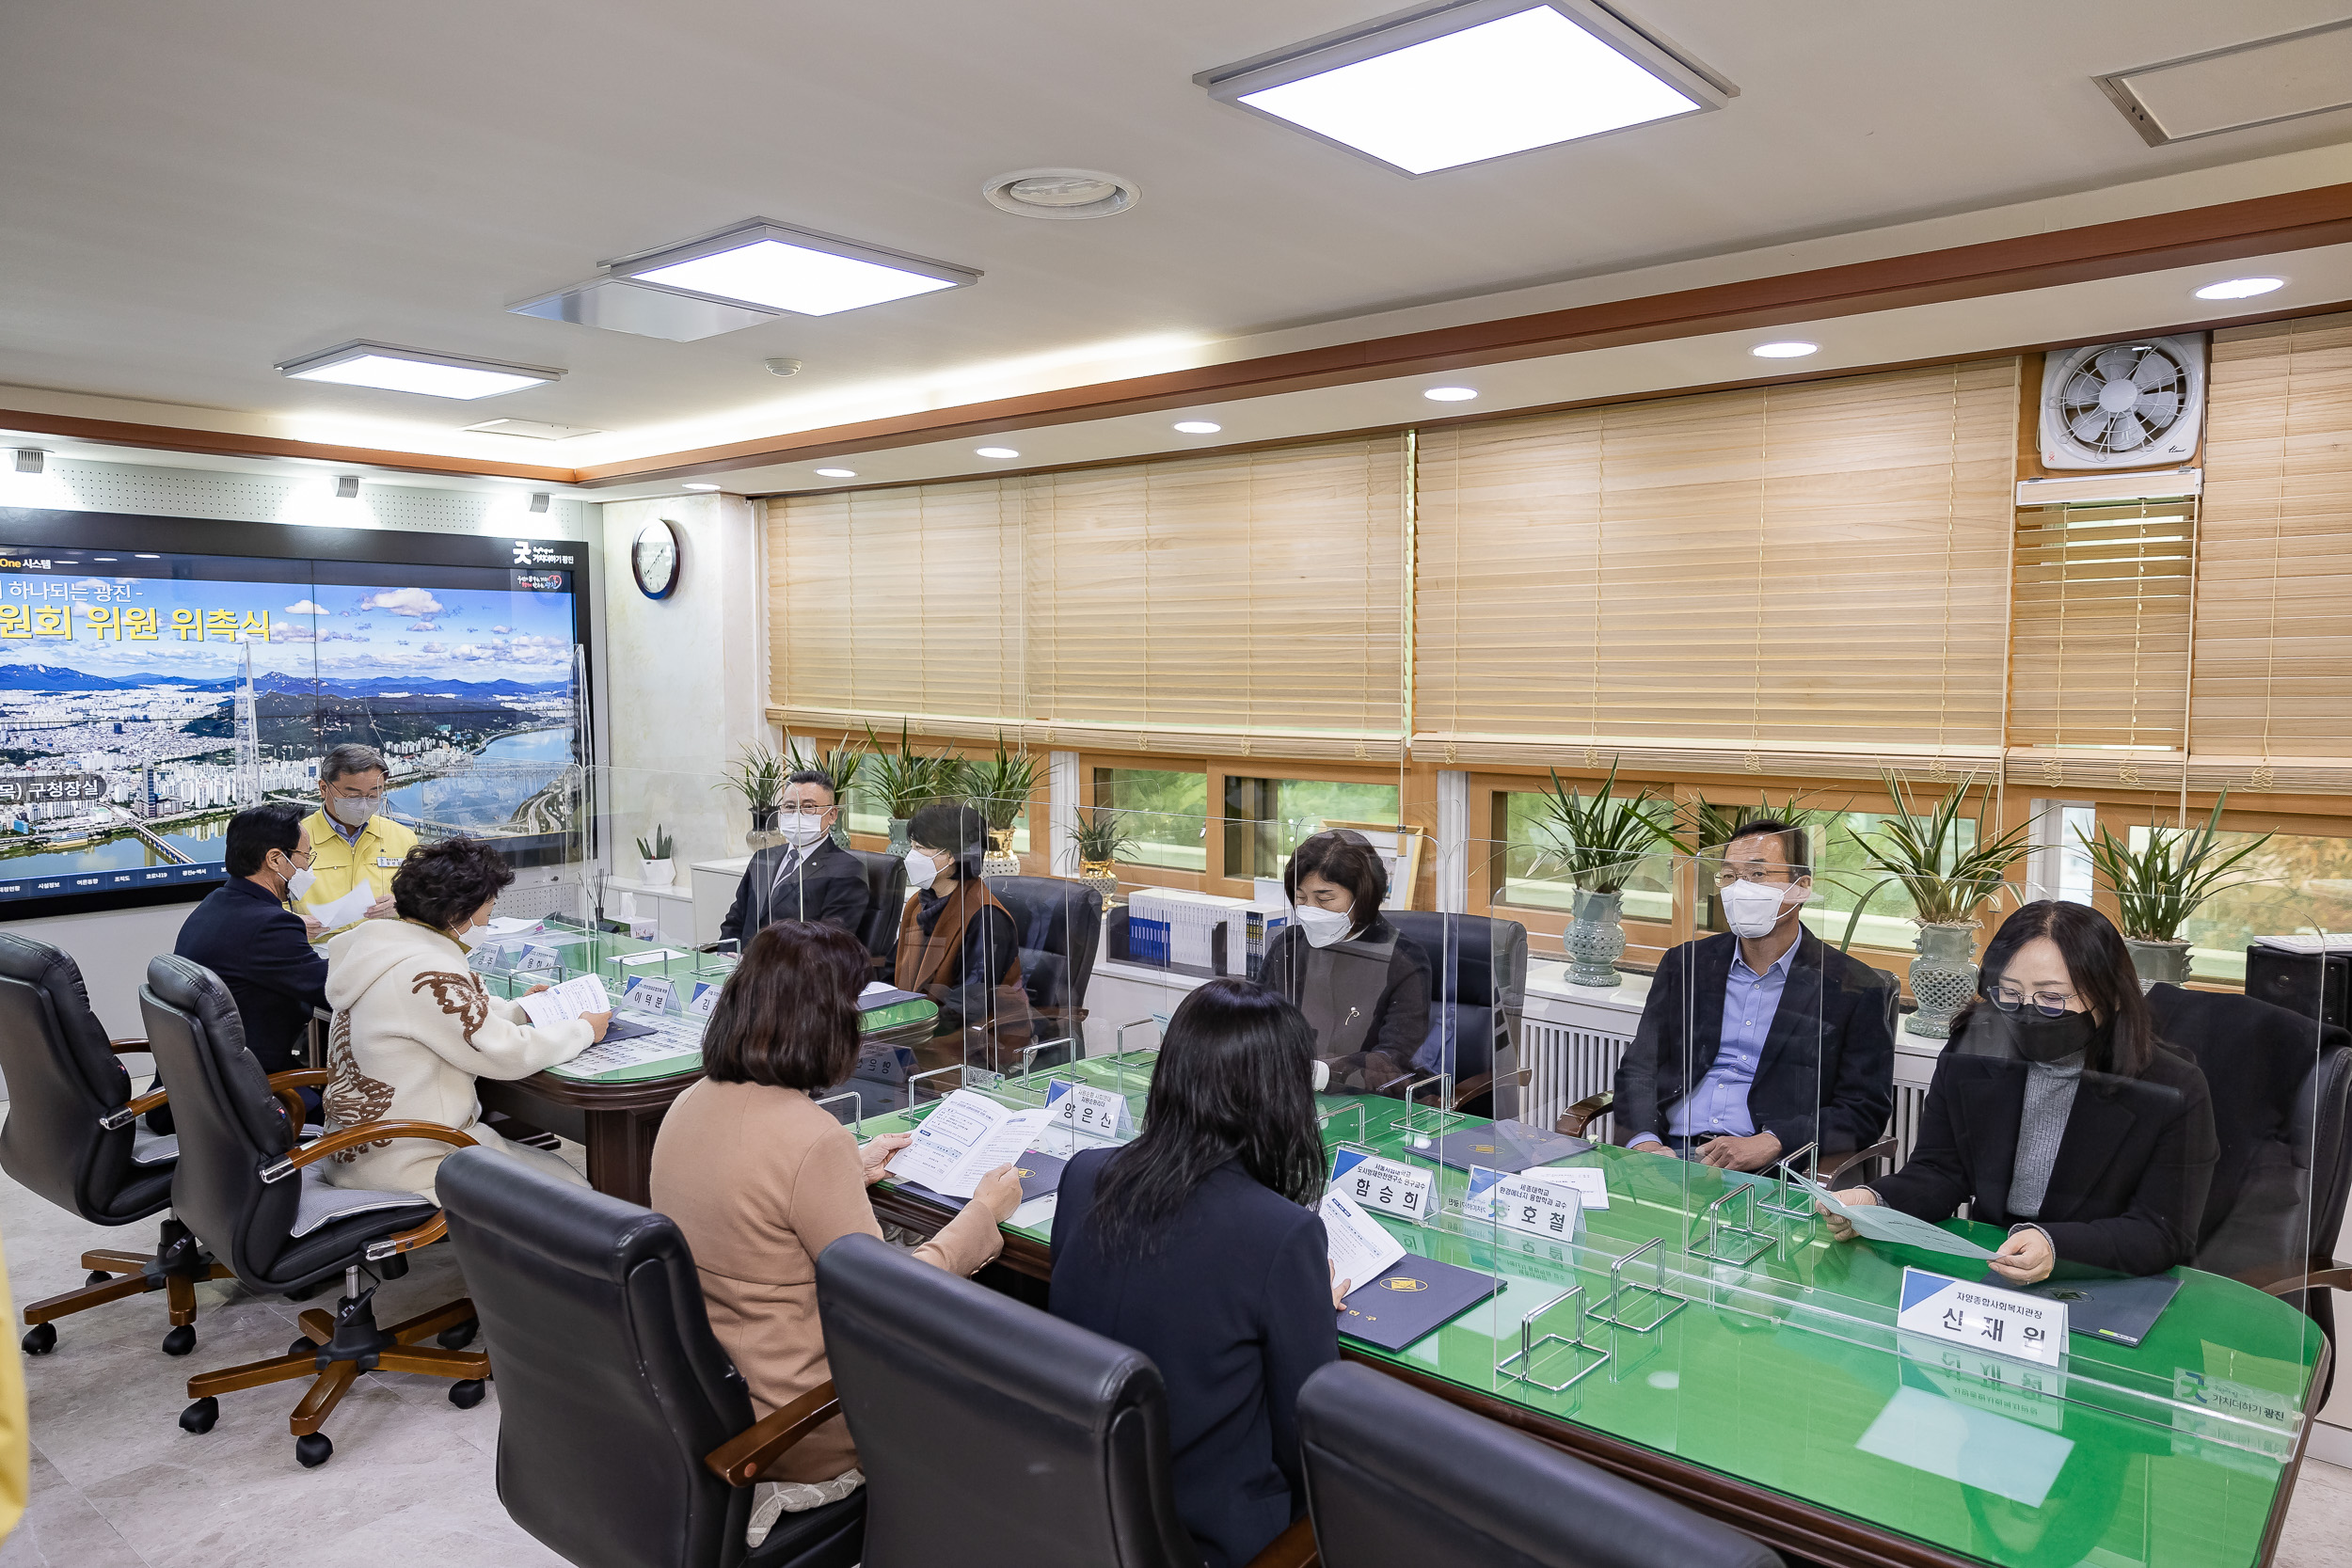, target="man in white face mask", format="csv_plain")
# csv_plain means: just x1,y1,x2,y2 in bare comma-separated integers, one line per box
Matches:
297,742,417,937
1613,818,1896,1174
718,768,875,944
